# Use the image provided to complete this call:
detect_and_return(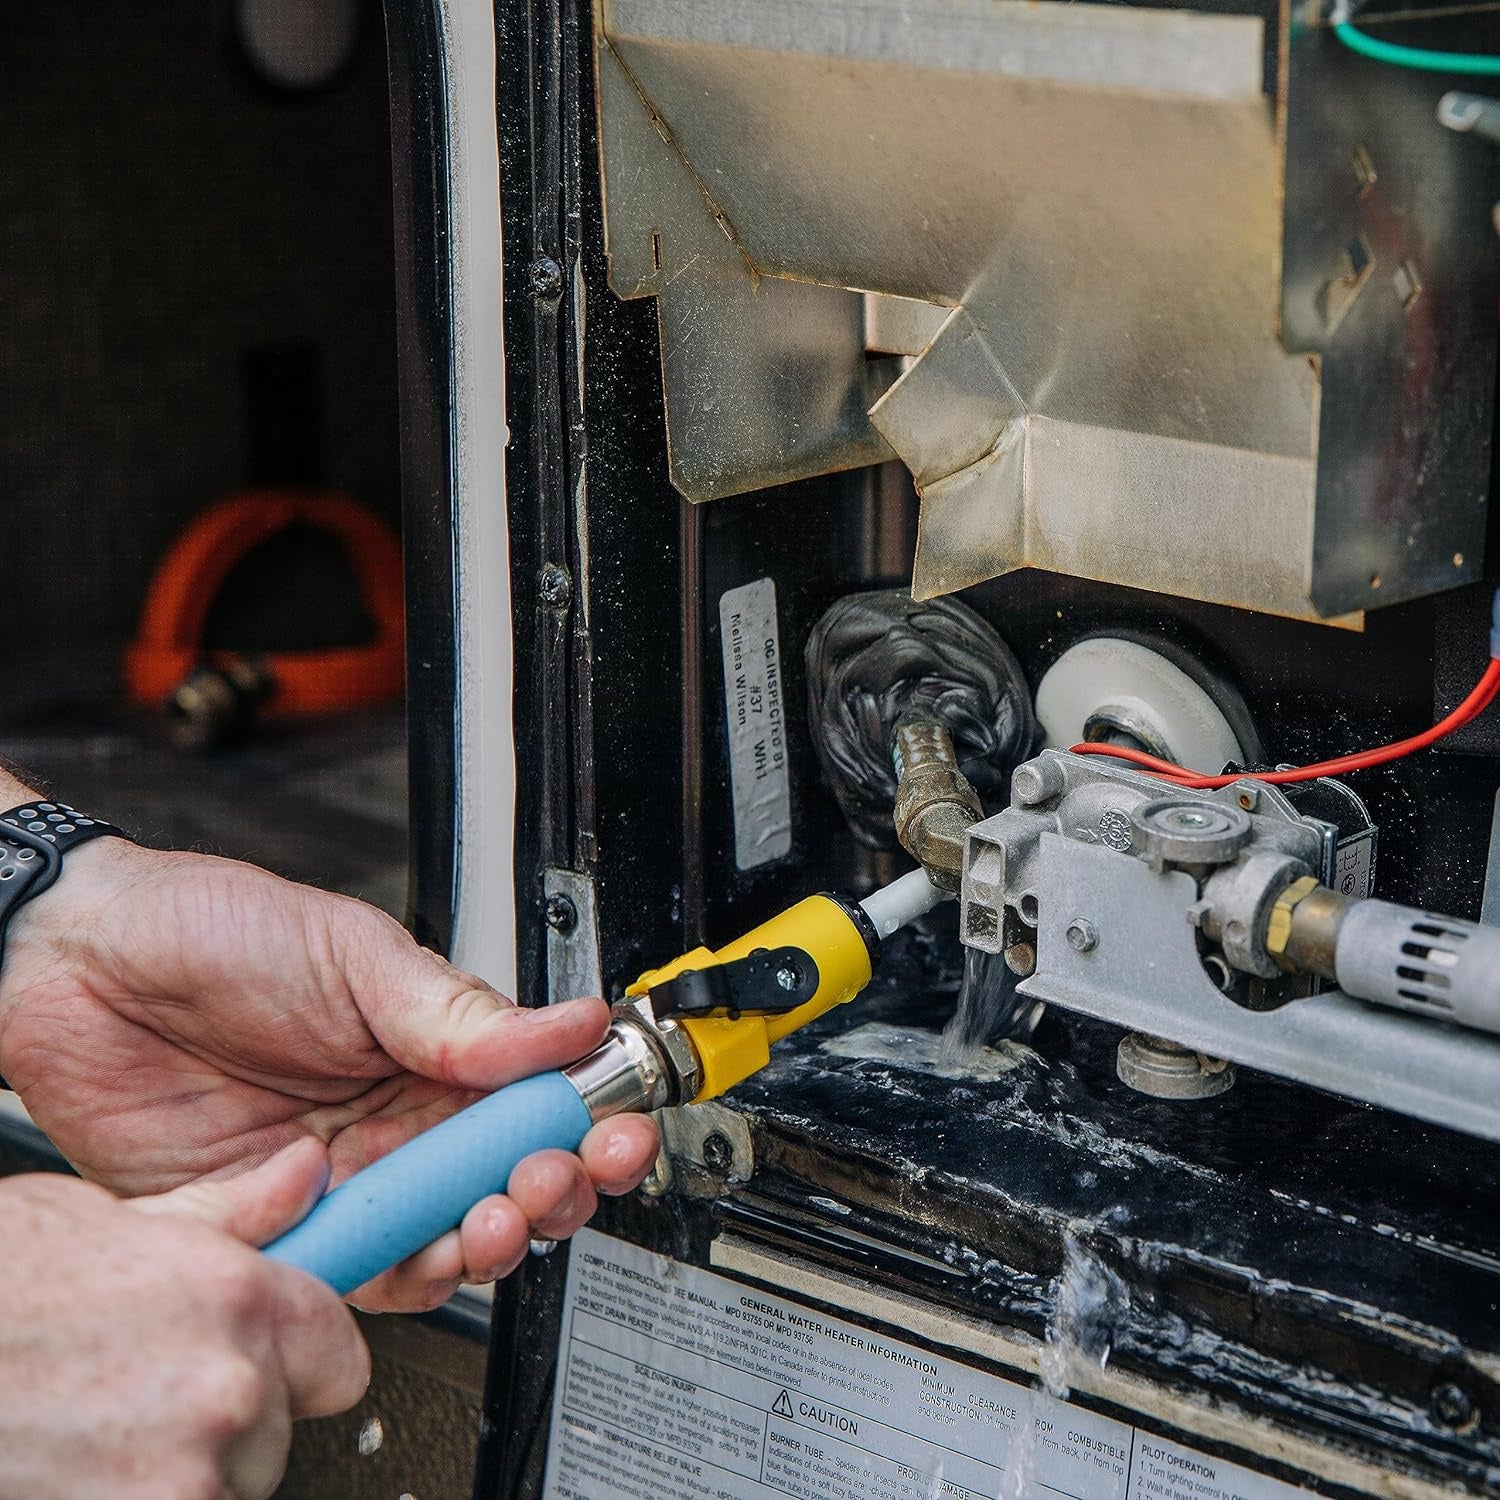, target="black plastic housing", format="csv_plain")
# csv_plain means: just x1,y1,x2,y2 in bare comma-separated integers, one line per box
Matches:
385,3,1500,1497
